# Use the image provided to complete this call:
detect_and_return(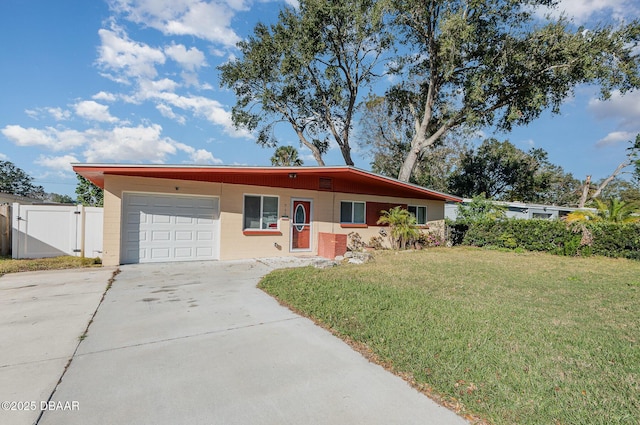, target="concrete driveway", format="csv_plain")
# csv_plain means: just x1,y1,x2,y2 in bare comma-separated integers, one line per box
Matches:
0,267,116,425
2,259,467,425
